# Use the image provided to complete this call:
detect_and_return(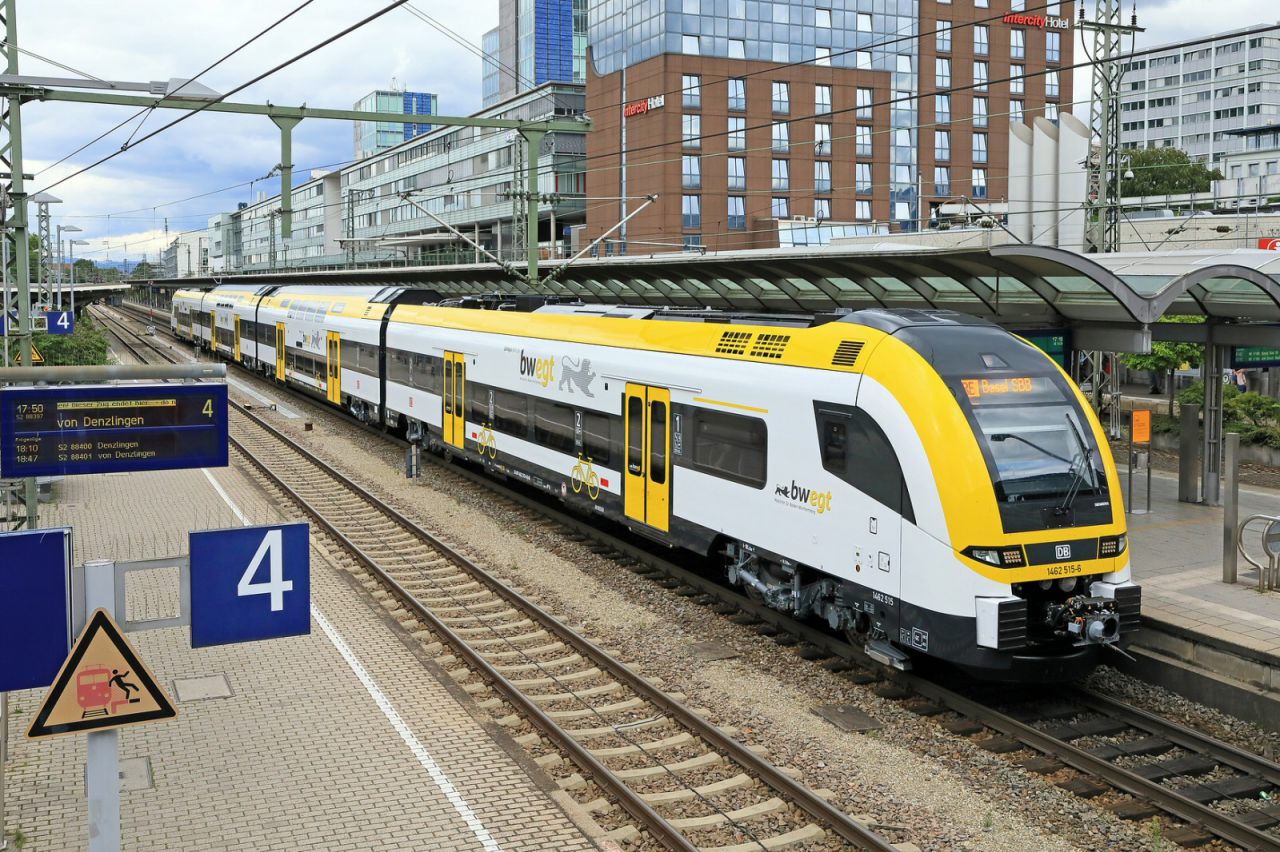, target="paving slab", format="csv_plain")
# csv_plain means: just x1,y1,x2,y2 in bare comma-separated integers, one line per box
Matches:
3,462,596,851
